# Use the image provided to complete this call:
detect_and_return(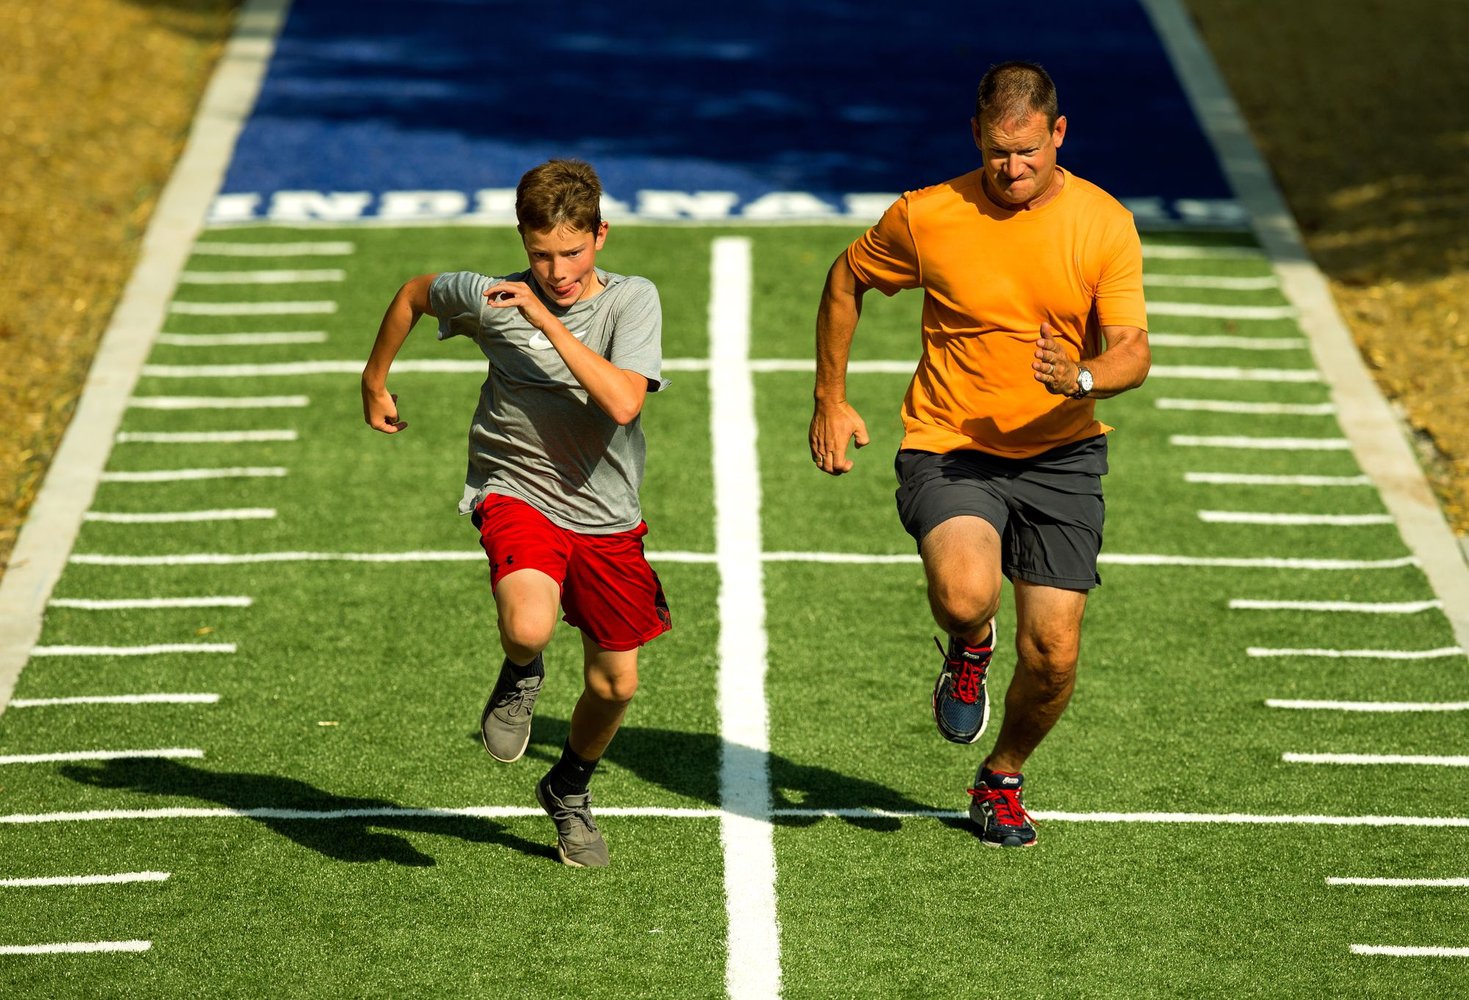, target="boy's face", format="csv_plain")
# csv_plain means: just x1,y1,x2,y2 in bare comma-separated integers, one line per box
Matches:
520,221,609,306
